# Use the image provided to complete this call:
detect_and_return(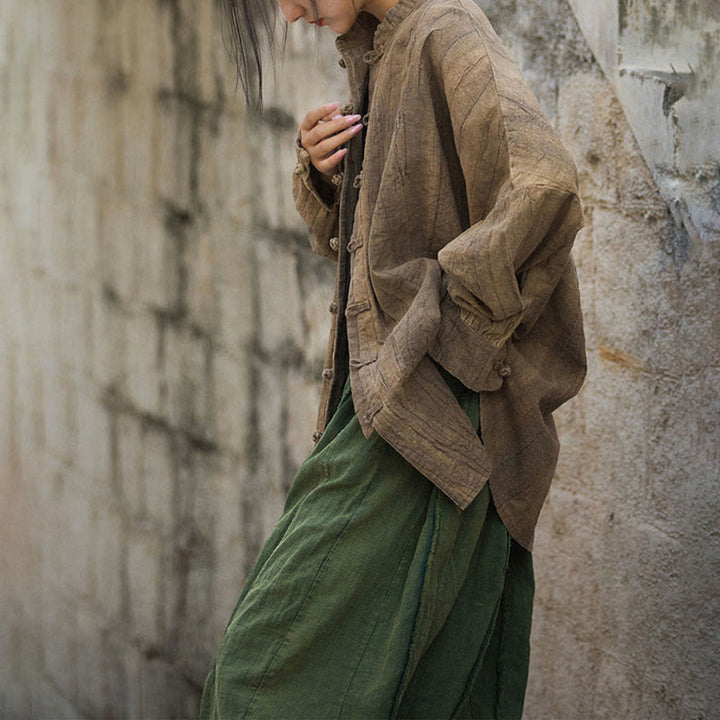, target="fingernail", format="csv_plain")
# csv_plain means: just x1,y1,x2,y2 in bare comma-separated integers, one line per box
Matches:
332,114,343,120
325,101,340,111
346,114,361,124
349,123,363,133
